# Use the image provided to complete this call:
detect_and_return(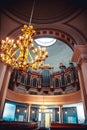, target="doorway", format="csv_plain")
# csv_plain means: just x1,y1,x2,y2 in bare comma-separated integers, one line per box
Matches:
39,109,52,128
